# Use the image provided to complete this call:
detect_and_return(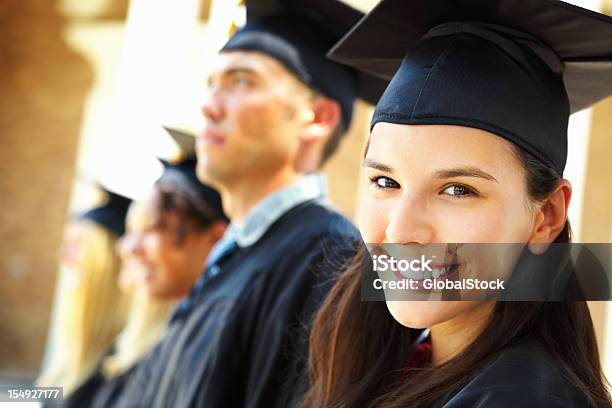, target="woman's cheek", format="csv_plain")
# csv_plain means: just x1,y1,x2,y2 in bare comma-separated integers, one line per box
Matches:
434,201,508,243
358,196,390,243
465,202,533,243
142,234,161,263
